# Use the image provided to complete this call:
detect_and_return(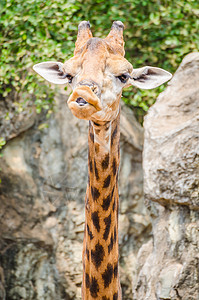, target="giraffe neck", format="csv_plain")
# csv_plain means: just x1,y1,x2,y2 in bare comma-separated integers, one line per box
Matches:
82,109,121,300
